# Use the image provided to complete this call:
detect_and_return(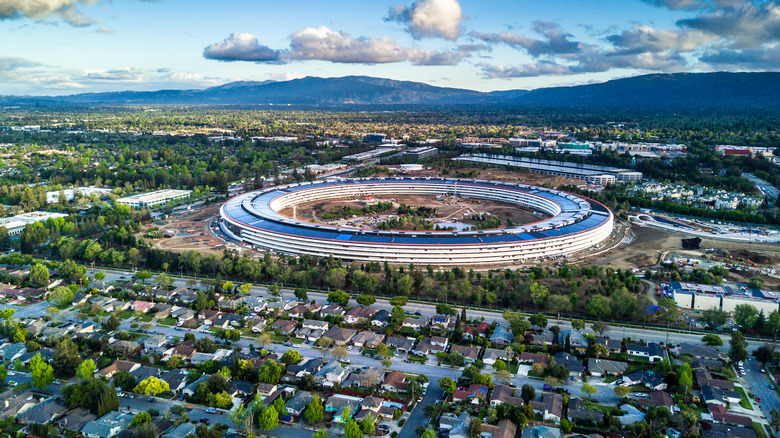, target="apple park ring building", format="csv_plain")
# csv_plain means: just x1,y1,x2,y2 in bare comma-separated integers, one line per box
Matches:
218,178,614,266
